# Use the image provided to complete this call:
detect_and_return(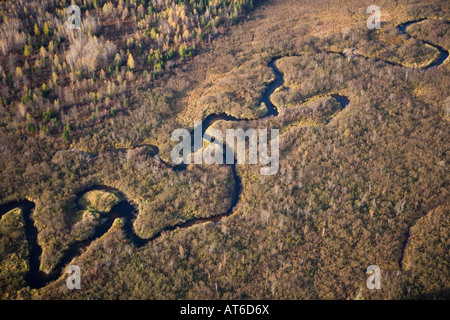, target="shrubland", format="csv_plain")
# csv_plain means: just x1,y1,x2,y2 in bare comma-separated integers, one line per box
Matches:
0,0,449,299
0,208,29,299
